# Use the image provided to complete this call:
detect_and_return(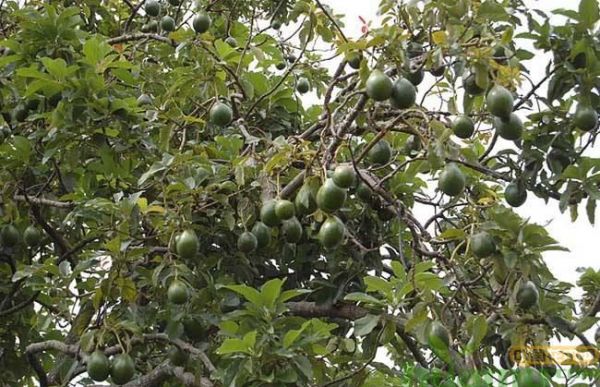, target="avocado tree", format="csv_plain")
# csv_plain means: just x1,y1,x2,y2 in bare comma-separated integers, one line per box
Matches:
1,0,600,385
